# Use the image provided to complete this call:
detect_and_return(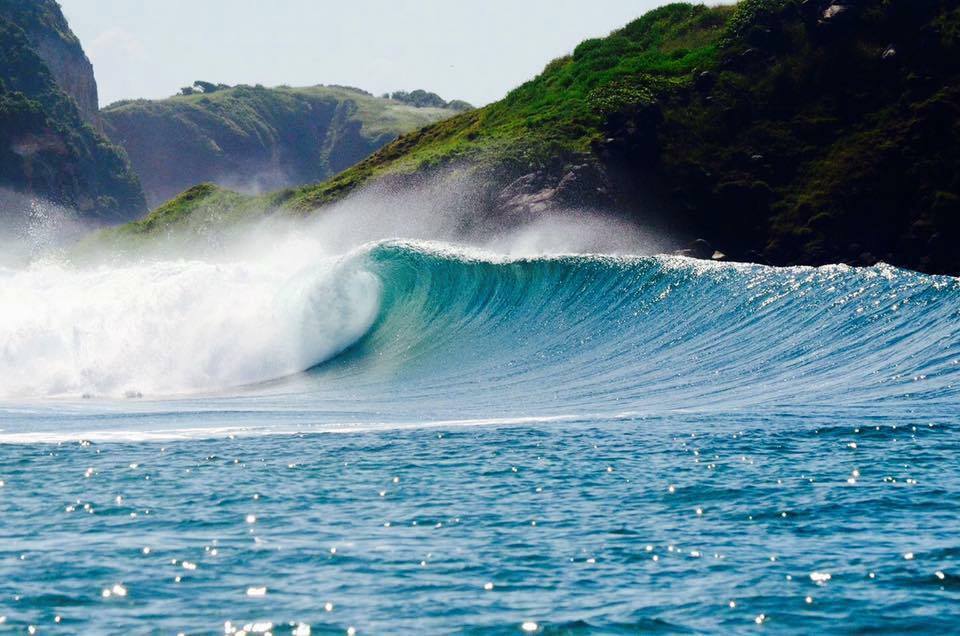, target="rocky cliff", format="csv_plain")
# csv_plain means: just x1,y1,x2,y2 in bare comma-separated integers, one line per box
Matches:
3,0,100,126
0,0,145,222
